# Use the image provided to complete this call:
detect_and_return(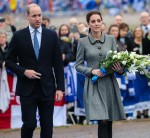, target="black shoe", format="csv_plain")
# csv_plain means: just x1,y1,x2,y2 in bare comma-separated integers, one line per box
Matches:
144,115,149,118
136,115,141,119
